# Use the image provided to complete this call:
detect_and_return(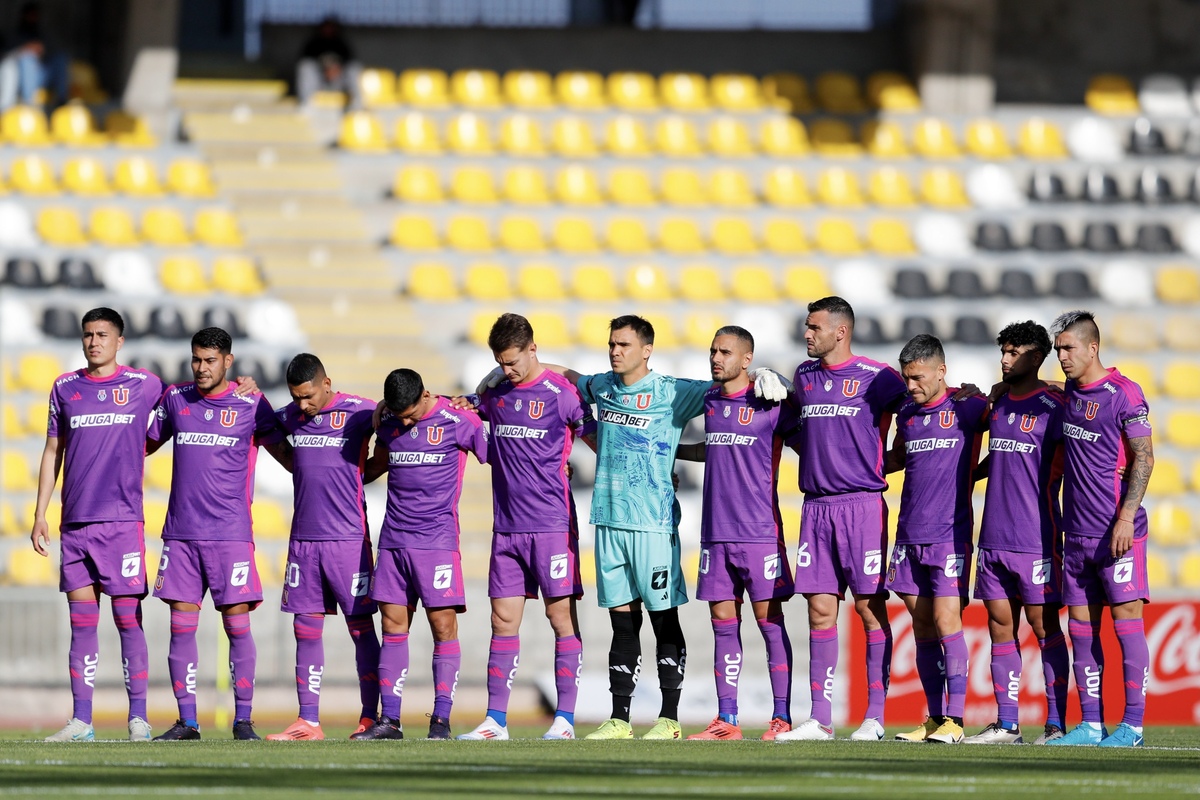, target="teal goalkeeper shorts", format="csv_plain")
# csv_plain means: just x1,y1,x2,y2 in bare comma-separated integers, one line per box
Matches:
594,526,688,611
